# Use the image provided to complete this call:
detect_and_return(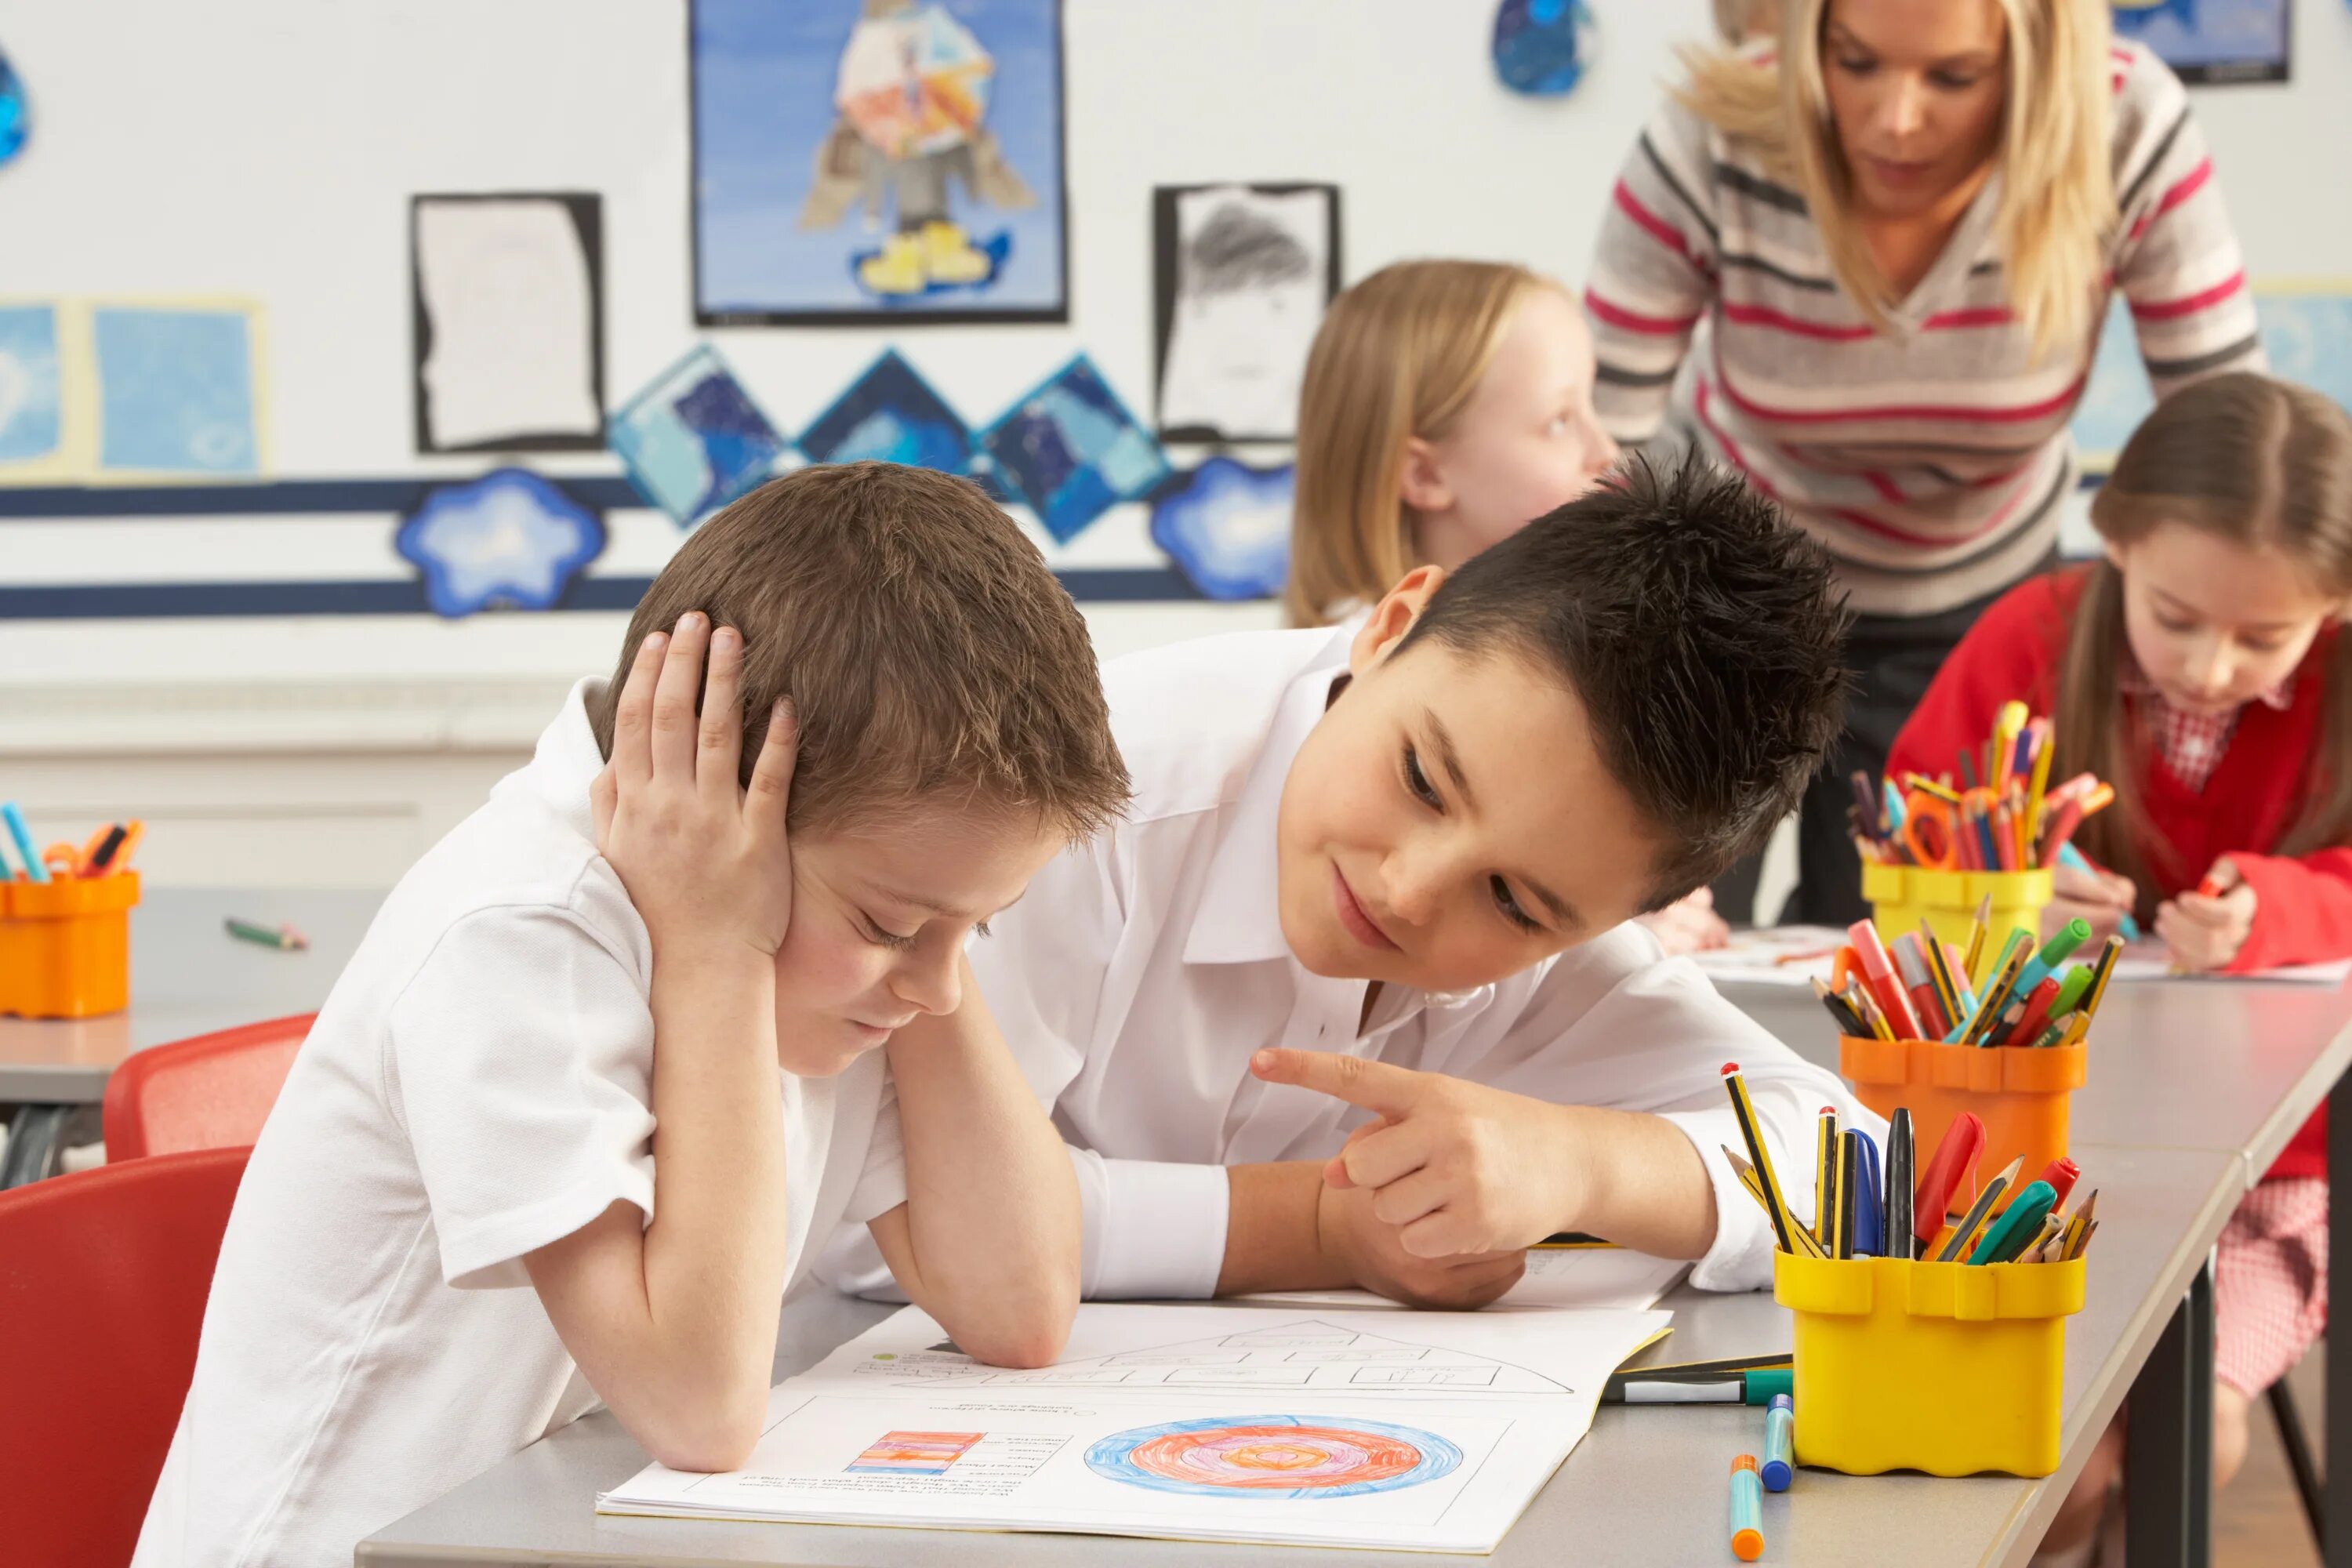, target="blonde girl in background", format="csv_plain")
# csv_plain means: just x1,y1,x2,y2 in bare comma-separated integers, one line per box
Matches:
1285,260,1728,955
